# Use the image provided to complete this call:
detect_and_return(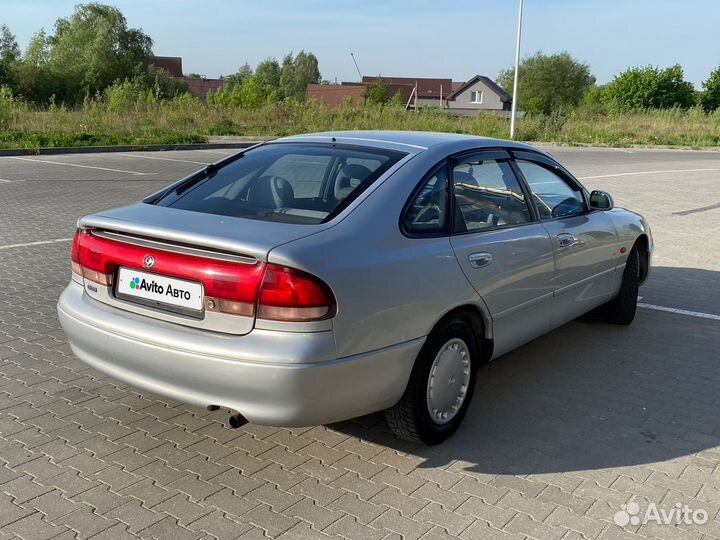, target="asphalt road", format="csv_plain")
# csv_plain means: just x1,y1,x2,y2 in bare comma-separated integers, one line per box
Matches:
0,145,718,540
